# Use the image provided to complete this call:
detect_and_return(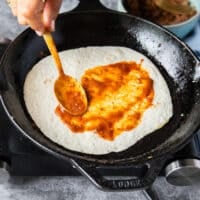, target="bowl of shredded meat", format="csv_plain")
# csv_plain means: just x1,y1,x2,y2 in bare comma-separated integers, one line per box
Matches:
120,0,200,38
